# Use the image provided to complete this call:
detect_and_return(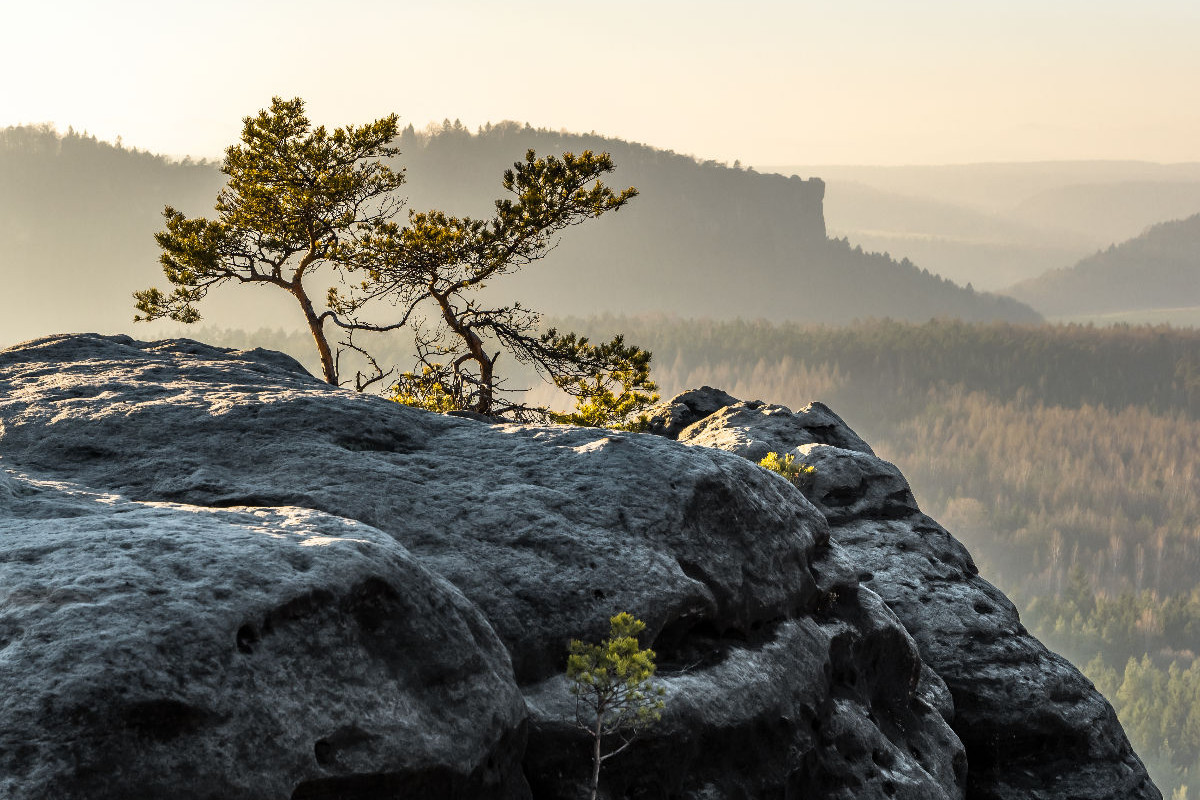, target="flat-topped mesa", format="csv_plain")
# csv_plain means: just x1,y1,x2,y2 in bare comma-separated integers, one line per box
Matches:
773,172,827,241
0,335,1159,800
